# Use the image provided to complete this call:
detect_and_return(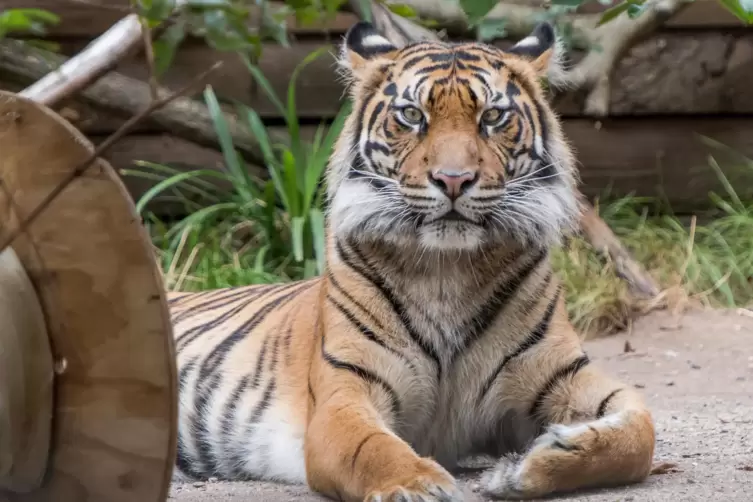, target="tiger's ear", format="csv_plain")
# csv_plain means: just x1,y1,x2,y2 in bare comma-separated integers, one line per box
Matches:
339,21,398,74
507,22,567,85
